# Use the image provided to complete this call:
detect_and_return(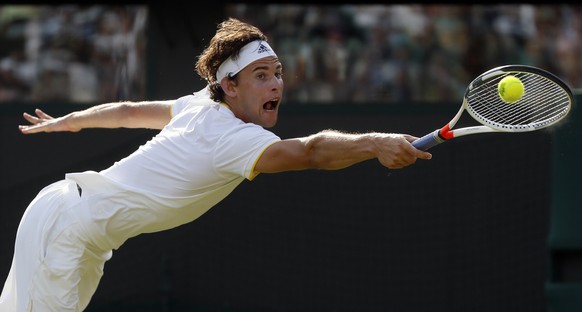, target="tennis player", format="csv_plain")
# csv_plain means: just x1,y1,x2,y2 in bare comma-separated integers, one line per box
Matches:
0,18,432,311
